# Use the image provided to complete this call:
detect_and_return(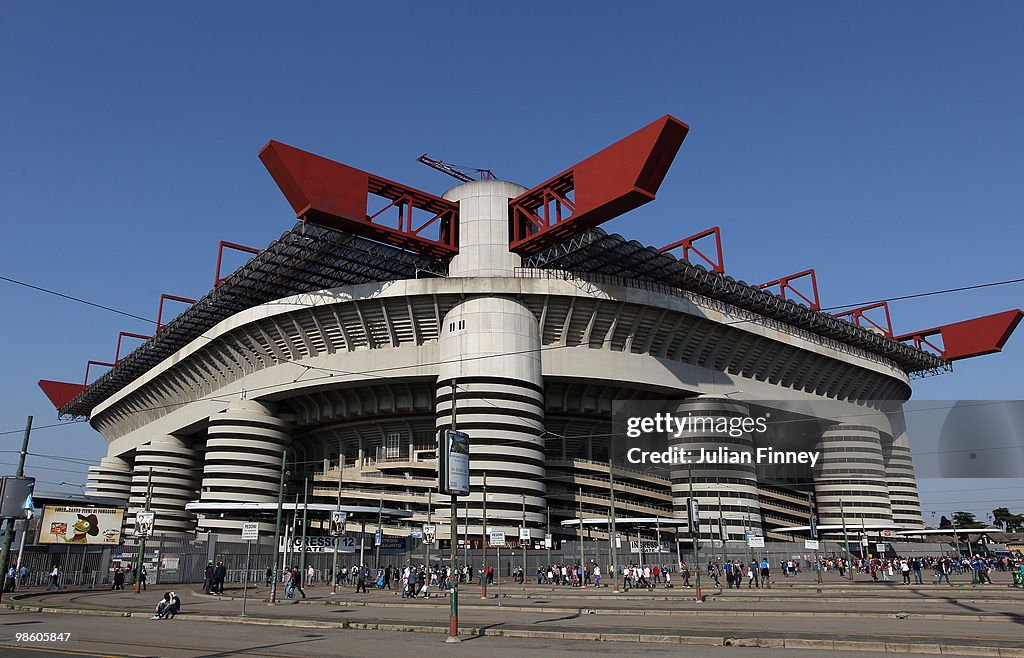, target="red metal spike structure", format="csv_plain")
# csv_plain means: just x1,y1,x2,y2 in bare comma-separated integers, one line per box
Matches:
759,269,821,310
260,140,459,258
833,301,894,338
84,360,114,386
215,241,261,287
156,294,197,333
115,332,152,363
38,380,87,409
894,309,1023,361
660,226,725,274
509,115,689,254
